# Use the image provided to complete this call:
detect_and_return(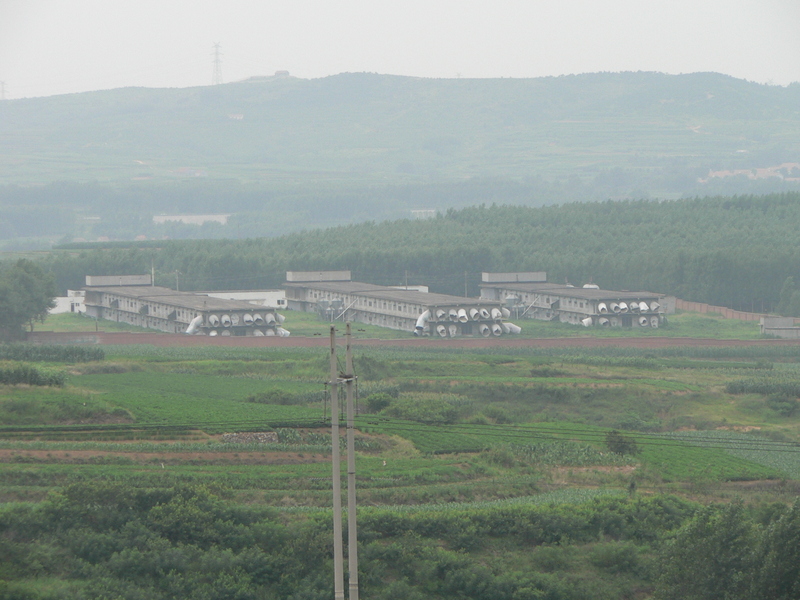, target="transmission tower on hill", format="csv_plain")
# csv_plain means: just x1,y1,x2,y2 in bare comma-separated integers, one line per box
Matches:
212,43,223,85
